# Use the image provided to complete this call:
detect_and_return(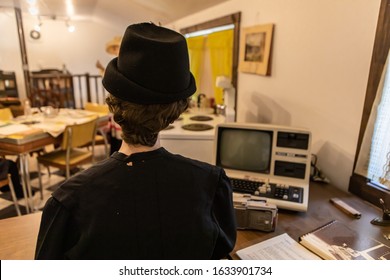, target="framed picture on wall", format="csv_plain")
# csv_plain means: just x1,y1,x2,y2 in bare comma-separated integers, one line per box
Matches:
239,23,274,76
